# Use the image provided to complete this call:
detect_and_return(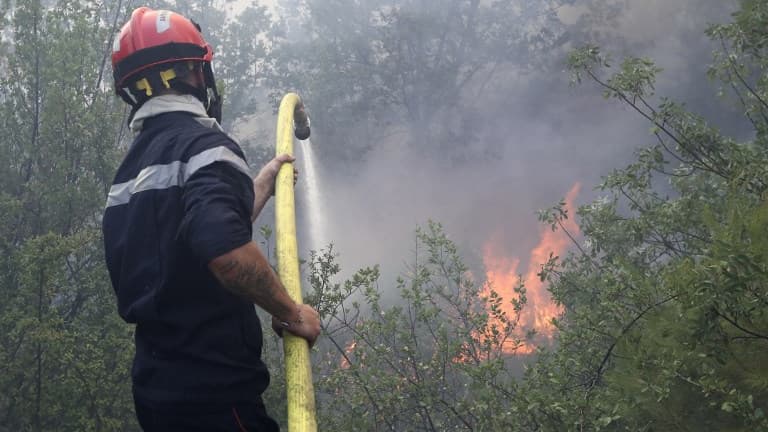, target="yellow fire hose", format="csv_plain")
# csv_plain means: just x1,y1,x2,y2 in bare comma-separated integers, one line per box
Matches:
274,93,317,432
